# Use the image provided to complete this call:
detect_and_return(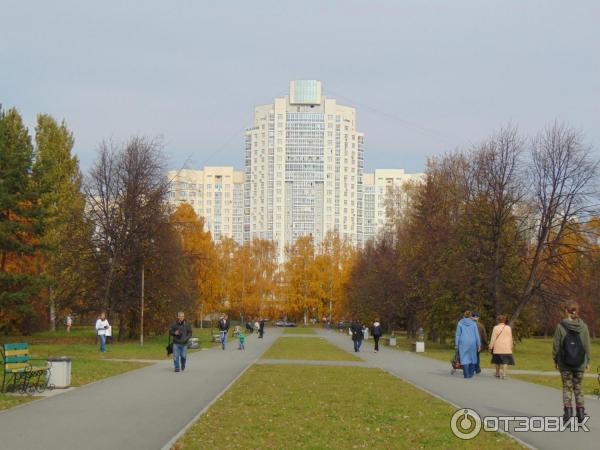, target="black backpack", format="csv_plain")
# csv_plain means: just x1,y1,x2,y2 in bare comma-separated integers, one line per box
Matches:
560,323,585,368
